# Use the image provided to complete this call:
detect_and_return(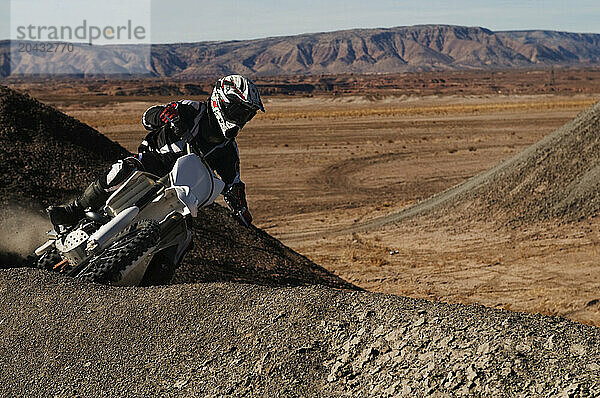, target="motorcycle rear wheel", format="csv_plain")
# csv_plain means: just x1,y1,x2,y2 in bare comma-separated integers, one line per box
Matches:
77,219,160,284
